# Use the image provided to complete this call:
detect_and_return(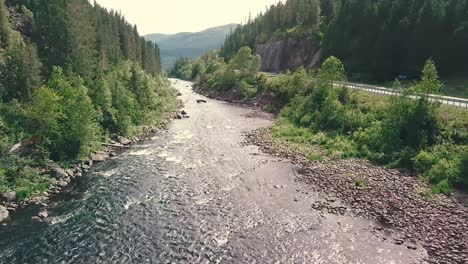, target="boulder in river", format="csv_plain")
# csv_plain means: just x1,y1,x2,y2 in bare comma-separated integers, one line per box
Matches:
197,99,207,103
176,92,182,96
2,191,16,202
0,206,9,222
38,210,48,219
181,110,187,115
